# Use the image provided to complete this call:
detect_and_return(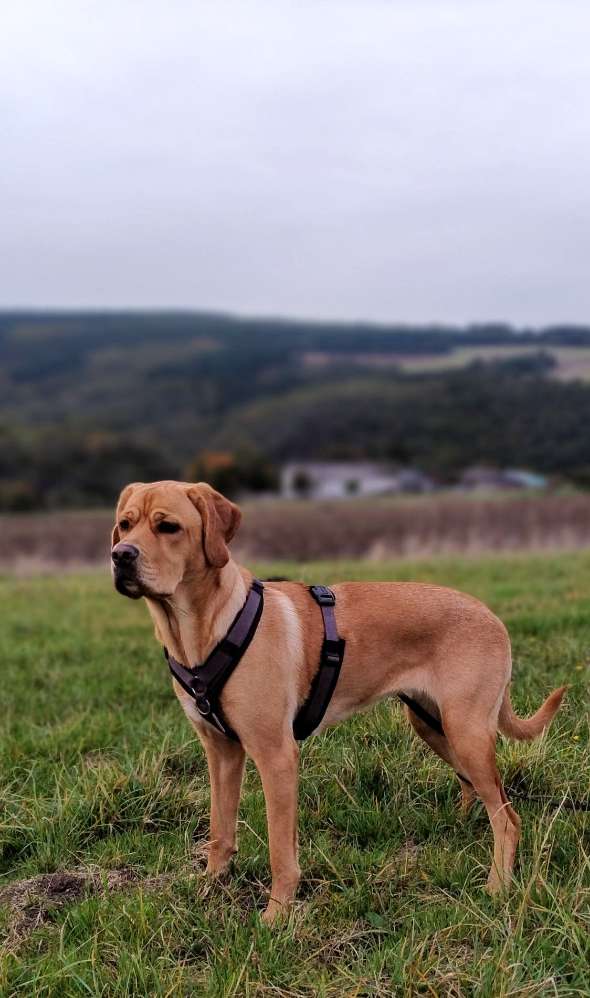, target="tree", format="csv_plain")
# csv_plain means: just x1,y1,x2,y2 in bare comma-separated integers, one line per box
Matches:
185,450,278,498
